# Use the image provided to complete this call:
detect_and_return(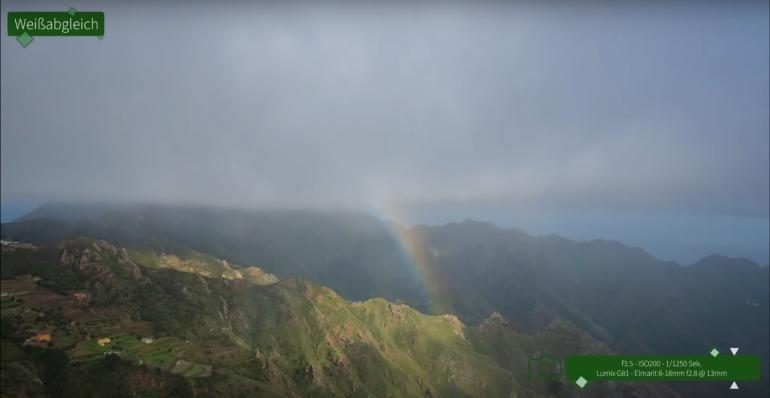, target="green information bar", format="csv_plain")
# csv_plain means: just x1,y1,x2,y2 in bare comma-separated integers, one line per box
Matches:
8,12,104,36
567,355,760,382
